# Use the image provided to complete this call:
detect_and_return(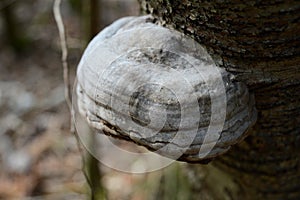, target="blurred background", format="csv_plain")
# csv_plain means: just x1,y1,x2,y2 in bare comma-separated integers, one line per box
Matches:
0,0,192,199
